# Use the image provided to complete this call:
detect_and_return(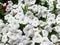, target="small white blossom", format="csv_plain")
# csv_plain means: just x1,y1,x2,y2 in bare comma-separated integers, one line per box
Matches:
24,0,36,5
51,35,58,43
42,30,48,37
